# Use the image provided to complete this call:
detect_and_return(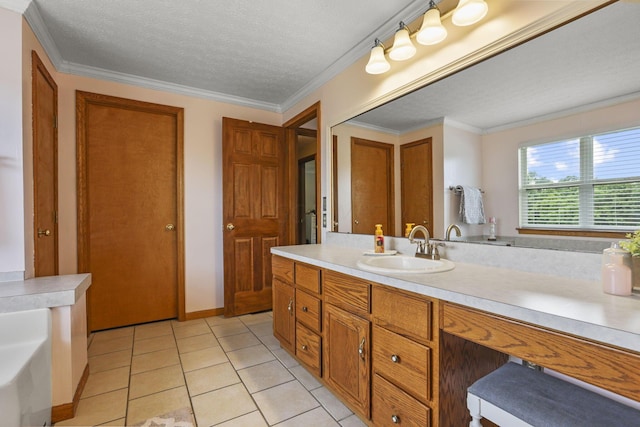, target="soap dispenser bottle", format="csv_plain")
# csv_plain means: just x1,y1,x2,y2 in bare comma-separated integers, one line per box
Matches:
602,242,632,296
374,224,385,253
